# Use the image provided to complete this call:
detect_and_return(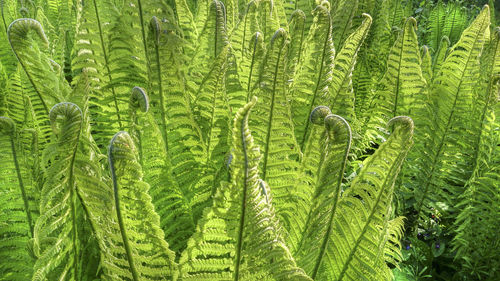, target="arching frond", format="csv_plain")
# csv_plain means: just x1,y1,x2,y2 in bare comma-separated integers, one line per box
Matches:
249,28,301,233
295,114,352,280
330,13,372,121
32,102,82,280
321,116,413,281
291,3,334,151
128,87,195,255
108,131,177,280
411,6,490,223
180,97,311,281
